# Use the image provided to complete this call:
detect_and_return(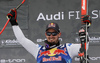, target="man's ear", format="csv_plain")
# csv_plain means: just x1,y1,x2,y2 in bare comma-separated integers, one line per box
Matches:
58,32,61,37
45,32,47,36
